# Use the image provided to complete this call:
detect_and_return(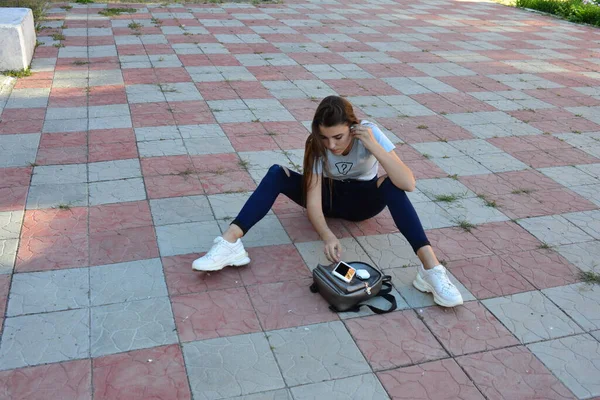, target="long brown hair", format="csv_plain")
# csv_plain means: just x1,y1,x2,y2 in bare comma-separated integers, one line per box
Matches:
302,95,360,205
